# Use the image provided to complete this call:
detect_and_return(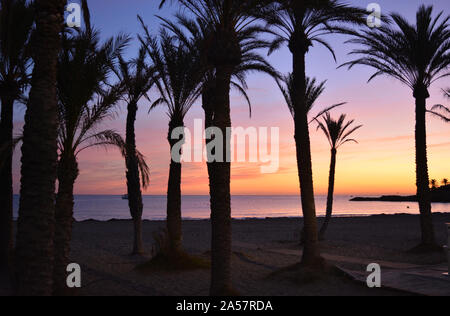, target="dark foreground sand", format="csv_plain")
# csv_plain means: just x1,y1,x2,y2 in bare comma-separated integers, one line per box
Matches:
68,213,450,296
